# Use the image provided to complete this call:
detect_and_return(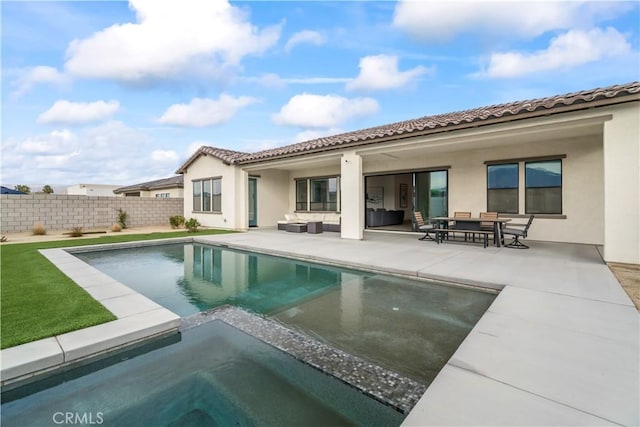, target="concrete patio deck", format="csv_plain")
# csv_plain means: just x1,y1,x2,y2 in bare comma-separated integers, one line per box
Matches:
193,229,639,426
1,228,637,425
